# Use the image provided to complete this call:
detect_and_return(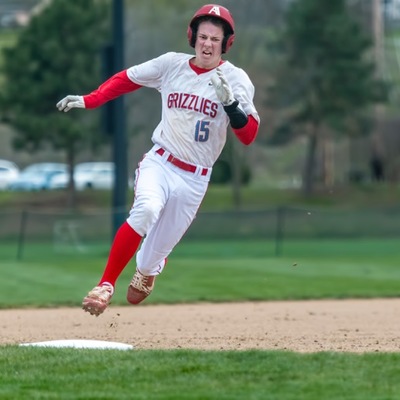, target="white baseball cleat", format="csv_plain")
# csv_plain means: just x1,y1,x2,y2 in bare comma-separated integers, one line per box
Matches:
82,283,114,316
